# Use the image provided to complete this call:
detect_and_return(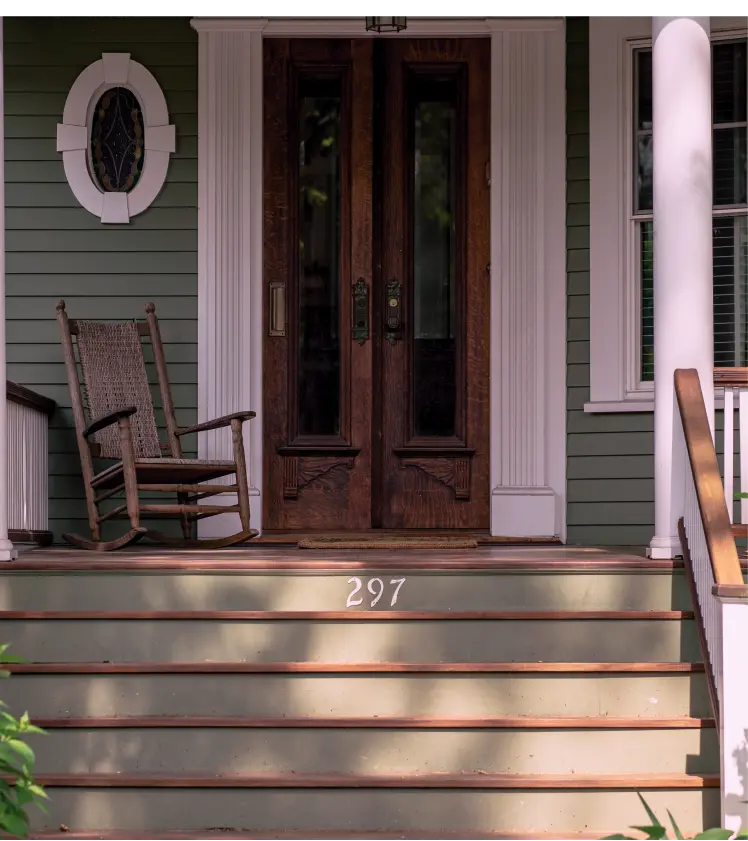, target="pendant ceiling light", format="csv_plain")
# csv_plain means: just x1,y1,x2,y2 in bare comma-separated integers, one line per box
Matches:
365,17,407,33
